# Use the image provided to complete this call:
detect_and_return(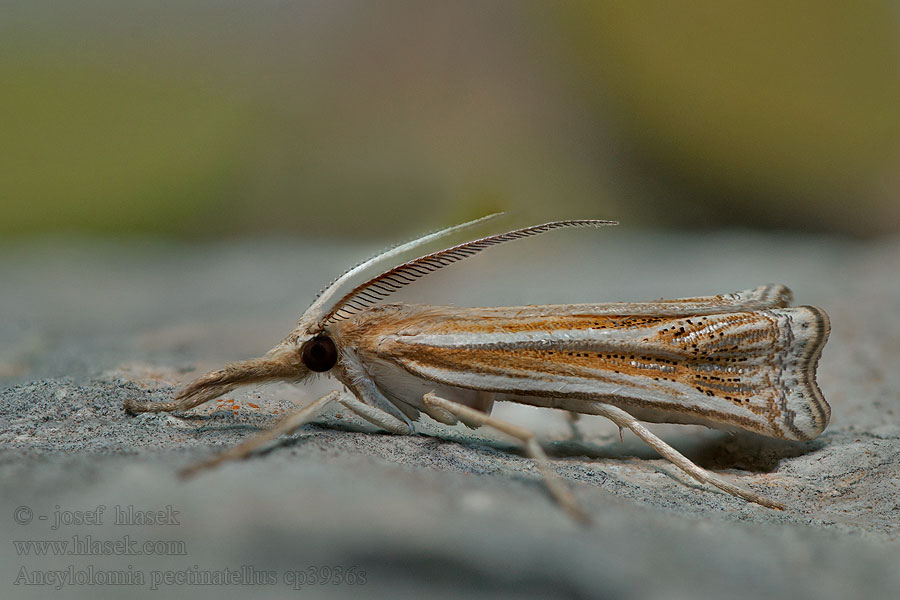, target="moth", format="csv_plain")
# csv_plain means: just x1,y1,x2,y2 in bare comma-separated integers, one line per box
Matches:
125,216,830,521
